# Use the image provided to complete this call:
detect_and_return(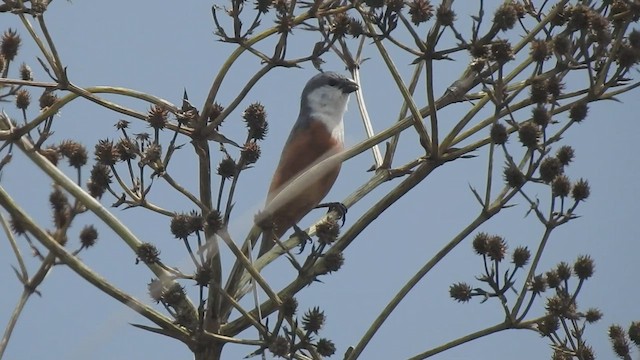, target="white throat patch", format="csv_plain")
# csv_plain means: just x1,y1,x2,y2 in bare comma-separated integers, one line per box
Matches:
305,85,350,142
